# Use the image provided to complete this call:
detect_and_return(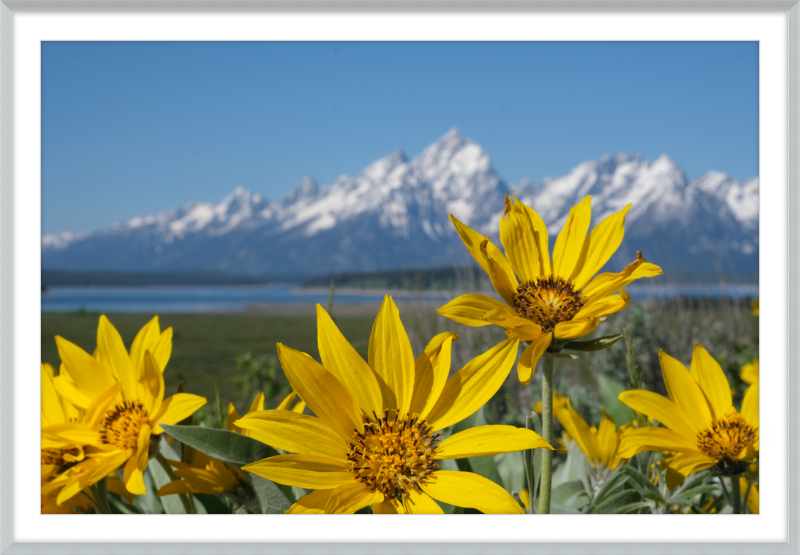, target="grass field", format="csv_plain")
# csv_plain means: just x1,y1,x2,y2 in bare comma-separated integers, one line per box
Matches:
42,297,758,429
